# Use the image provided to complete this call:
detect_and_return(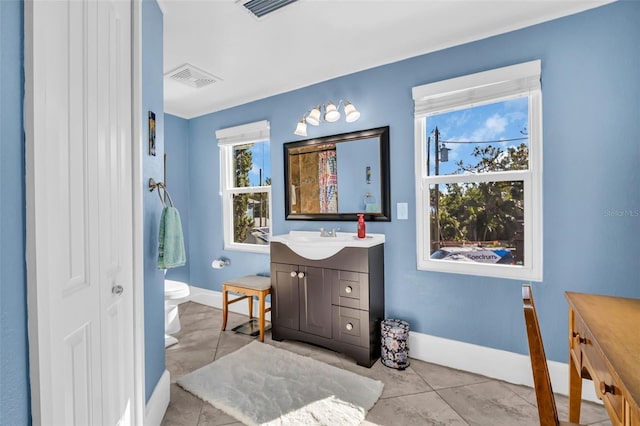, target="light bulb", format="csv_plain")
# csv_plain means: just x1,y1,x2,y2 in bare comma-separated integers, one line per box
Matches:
324,102,340,122
294,119,307,136
344,102,360,122
306,106,321,126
